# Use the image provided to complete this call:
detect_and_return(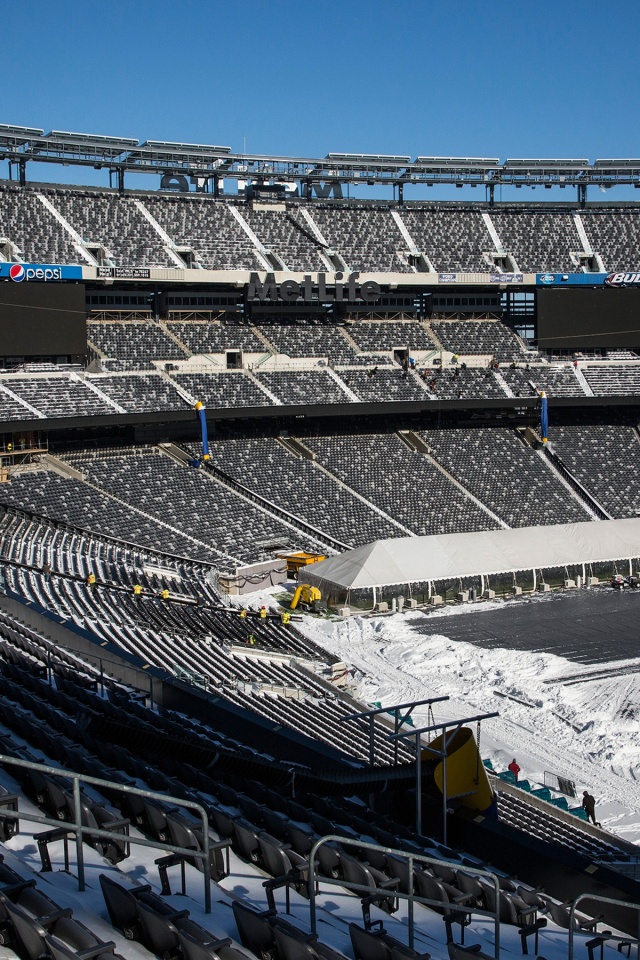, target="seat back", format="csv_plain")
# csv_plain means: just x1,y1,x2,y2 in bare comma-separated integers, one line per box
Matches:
340,853,370,888
544,899,572,929
258,833,292,877
99,873,142,932
91,805,128,863
166,811,200,852
137,900,180,955
414,871,450,915
286,822,313,855
349,923,391,960
141,798,170,840
447,945,495,960
231,901,275,959
4,901,47,960
273,925,319,960
45,935,118,960
457,872,484,904
178,930,226,960
385,854,413,895
233,820,261,863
